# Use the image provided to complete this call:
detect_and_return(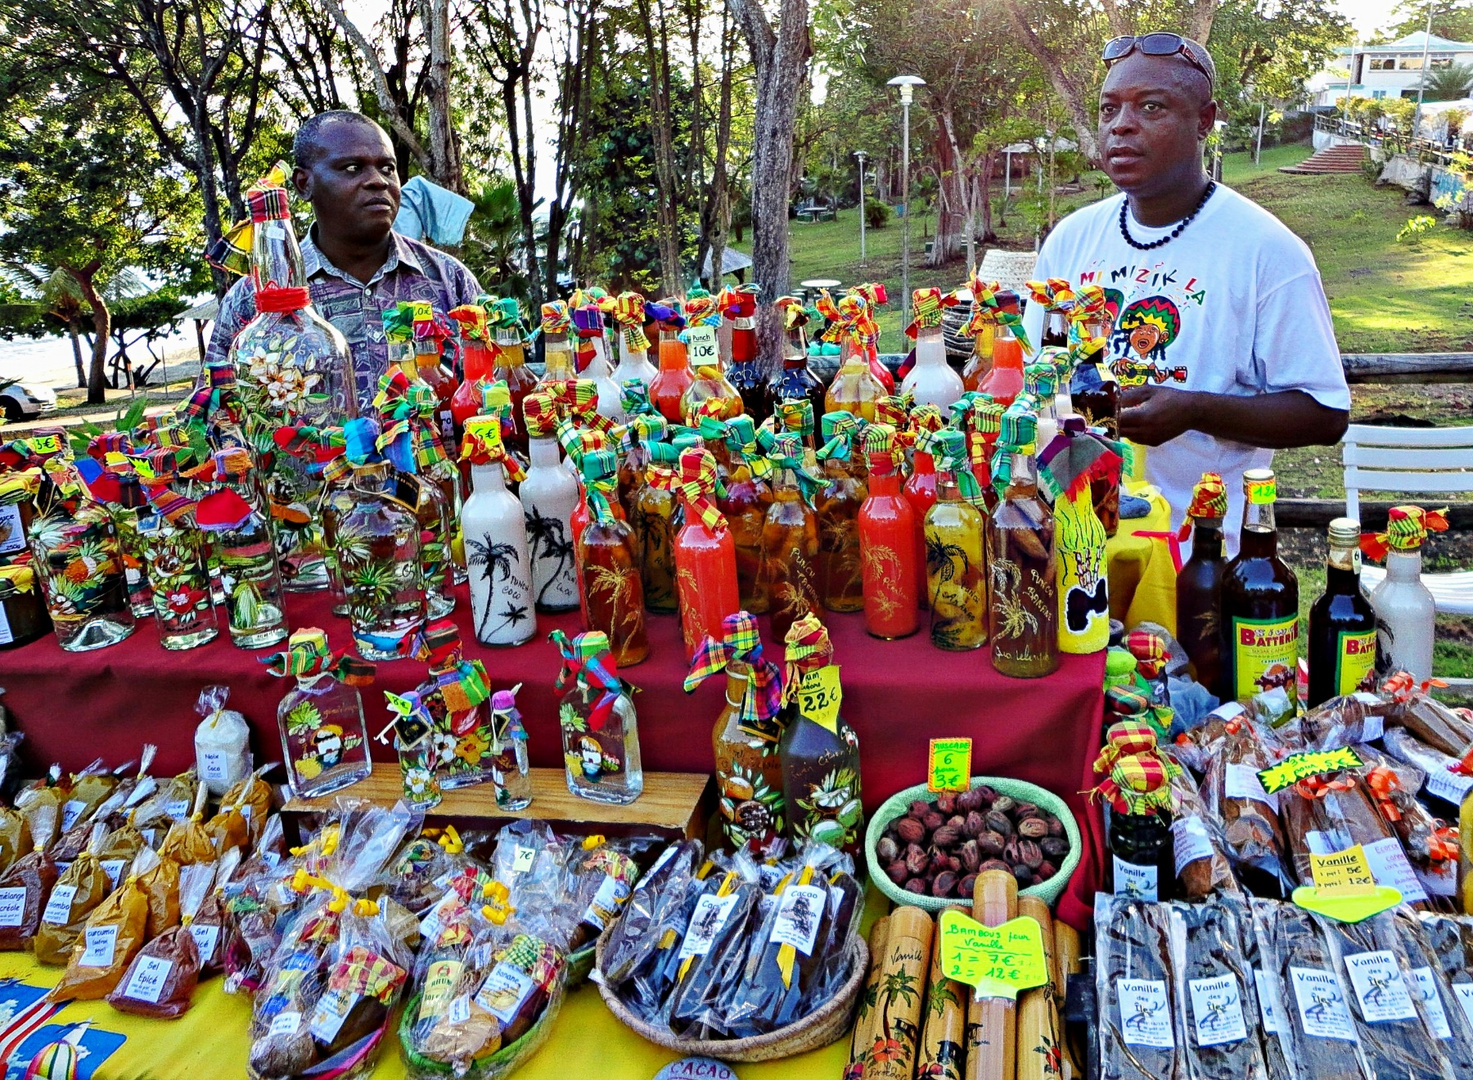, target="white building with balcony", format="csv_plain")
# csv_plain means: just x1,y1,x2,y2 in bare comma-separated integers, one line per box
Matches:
1311,31,1473,107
